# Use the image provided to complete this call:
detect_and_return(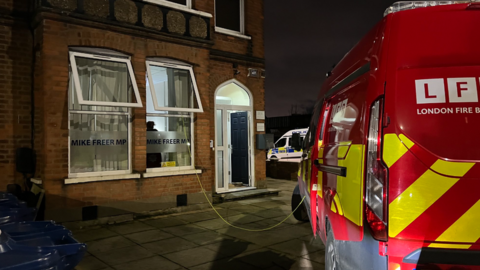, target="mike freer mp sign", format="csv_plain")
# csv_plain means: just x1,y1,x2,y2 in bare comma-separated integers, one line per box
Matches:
147,131,190,153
